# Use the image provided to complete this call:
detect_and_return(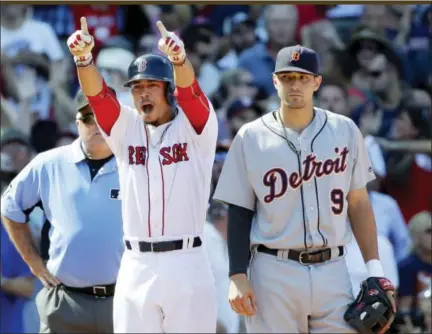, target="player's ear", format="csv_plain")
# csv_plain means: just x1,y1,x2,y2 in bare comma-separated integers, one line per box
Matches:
313,75,322,92
272,74,279,88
